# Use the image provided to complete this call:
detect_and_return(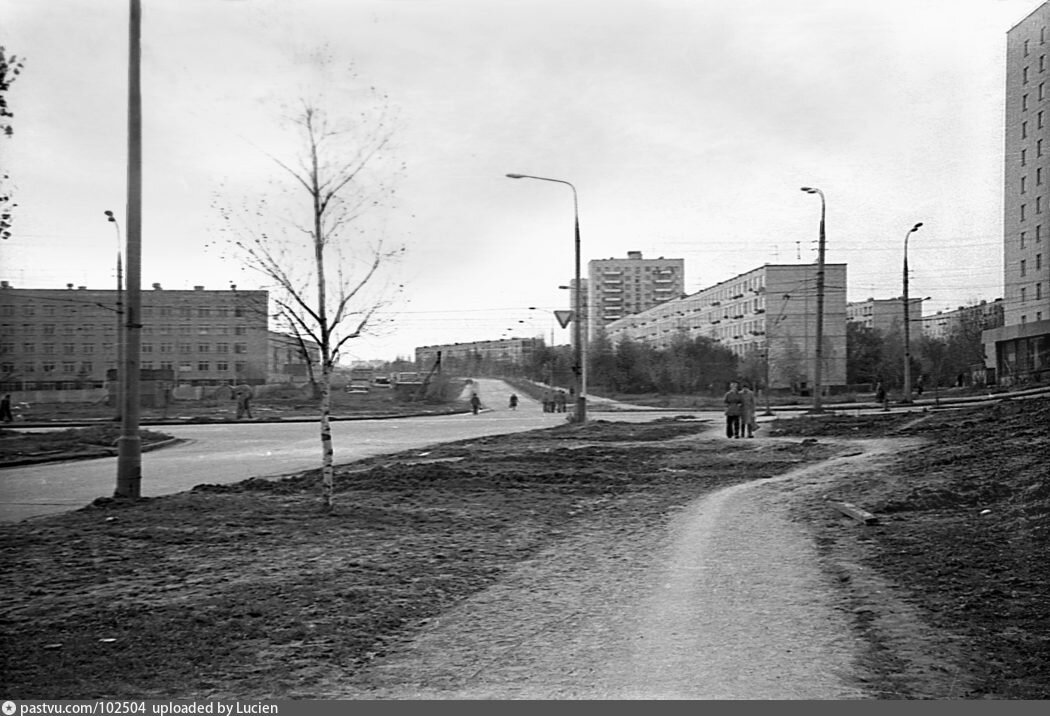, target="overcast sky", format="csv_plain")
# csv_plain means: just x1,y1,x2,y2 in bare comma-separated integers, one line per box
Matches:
1,0,1044,361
